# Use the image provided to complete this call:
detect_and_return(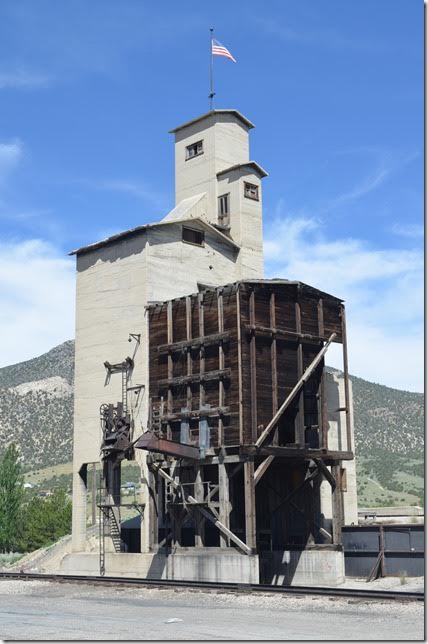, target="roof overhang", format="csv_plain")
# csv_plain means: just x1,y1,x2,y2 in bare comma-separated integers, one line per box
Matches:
69,217,240,256
216,161,268,178
169,109,255,134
